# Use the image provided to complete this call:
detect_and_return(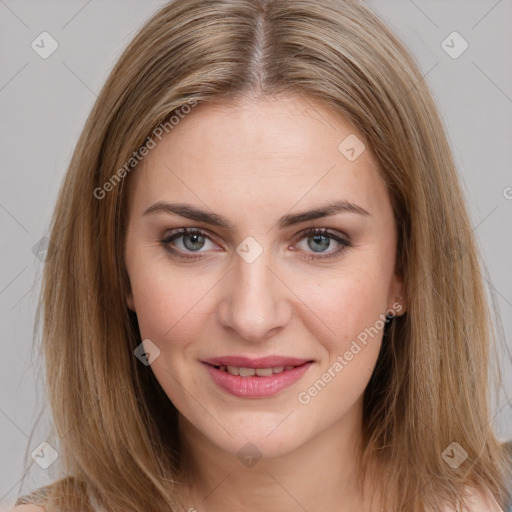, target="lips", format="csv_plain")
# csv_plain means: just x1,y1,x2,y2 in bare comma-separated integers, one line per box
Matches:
203,355,311,368
202,356,314,398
